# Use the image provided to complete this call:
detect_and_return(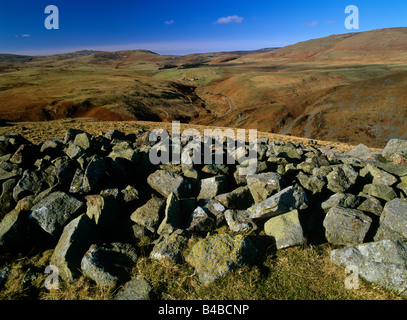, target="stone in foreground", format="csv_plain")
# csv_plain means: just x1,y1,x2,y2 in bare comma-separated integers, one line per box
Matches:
185,233,257,285
331,240,407,298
